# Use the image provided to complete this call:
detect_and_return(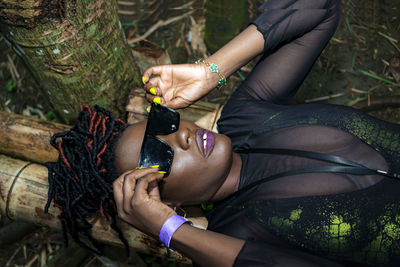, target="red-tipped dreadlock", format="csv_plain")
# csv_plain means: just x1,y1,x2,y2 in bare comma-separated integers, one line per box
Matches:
45,105,128,255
